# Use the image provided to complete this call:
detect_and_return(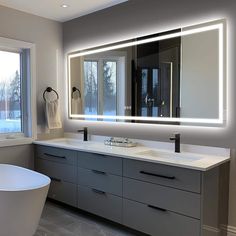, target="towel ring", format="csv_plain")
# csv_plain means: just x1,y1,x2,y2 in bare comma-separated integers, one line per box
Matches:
43,87,59,101
71,87,81,99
